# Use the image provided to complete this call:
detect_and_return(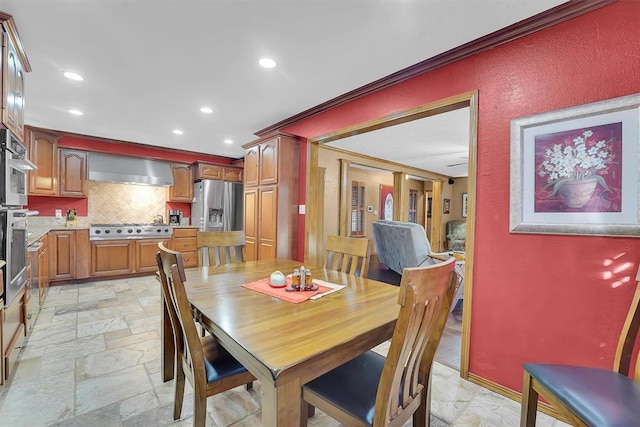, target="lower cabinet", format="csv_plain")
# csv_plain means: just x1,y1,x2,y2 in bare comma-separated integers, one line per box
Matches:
3,285,26,381
49,230,76,280
135,238,172,273
172,228,198,267
90,240,135,277
91,238,174,276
